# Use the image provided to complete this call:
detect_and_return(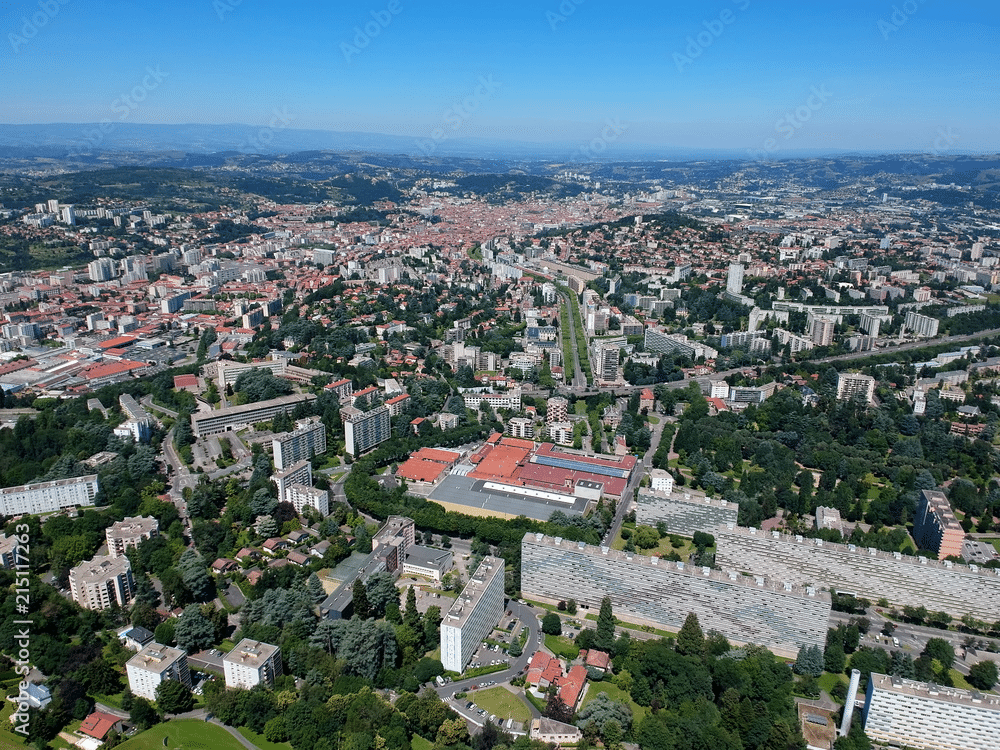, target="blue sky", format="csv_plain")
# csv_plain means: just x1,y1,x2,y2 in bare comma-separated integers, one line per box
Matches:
4,0,998,153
